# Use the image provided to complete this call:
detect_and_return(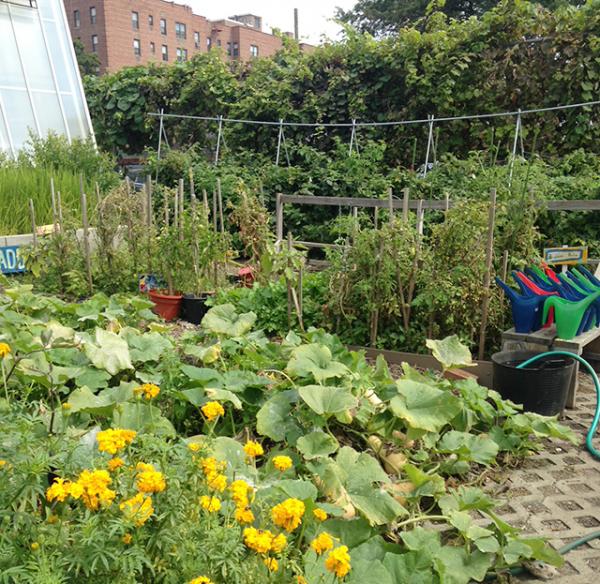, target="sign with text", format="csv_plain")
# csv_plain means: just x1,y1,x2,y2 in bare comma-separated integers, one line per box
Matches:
0,245,26,274
543,246,588,266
